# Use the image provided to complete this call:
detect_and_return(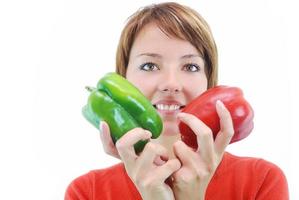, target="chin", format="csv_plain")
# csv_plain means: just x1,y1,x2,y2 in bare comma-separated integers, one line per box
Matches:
161,121,180,137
